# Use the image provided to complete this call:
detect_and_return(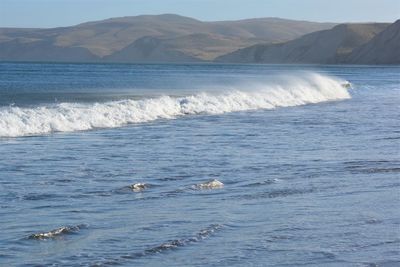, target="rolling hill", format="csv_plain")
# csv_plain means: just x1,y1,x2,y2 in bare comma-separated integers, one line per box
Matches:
0,14,336,62
215,23,390,64
347,20,400,64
